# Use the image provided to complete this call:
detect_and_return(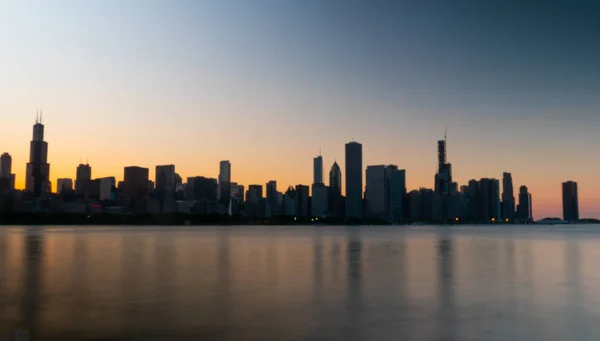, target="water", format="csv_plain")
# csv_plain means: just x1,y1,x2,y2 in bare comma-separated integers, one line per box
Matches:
1,225,600,340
